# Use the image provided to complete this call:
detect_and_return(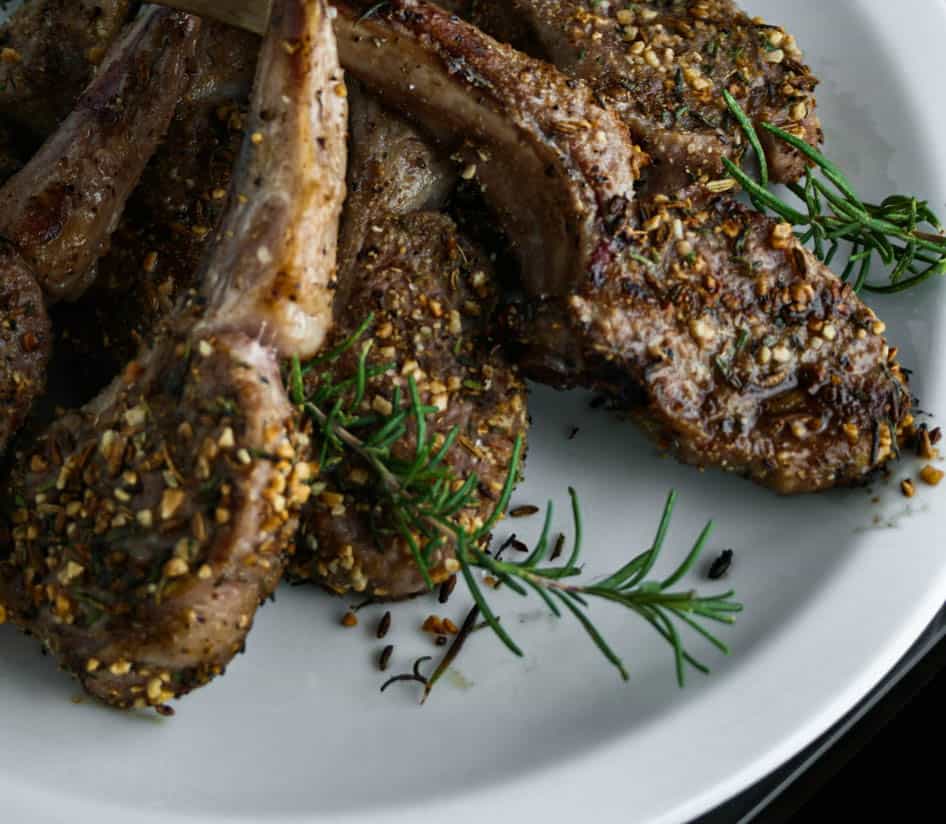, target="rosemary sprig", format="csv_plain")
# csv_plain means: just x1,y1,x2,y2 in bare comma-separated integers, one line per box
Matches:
722,91,946,293
456,487,741,685
290,322,742,686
